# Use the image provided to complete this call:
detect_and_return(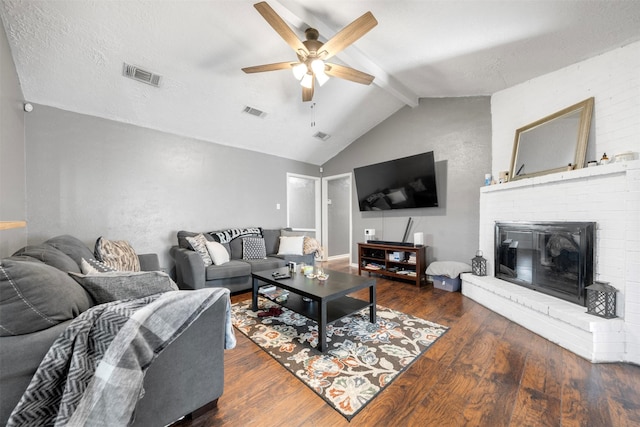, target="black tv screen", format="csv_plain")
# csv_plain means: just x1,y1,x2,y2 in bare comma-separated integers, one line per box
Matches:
354,151,438,211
